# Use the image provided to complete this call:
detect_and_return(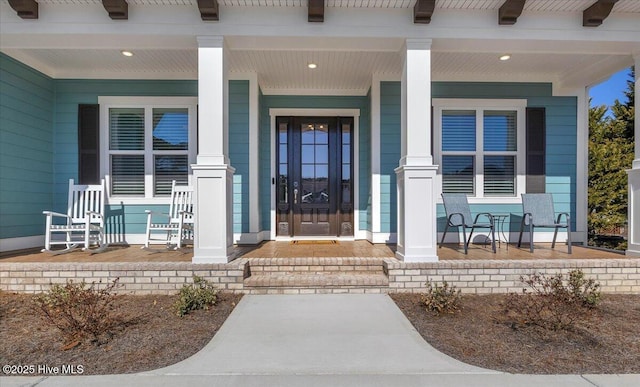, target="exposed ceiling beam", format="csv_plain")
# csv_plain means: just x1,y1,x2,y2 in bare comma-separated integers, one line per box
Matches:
198,0,219,21
498,0,526,25
308,0,324,23
583,0,619,27
7,0,38,19
102,0,128,20
414,0,436,24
